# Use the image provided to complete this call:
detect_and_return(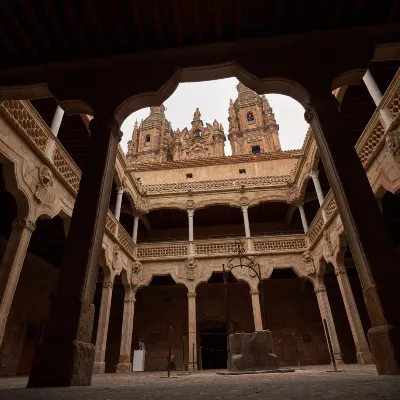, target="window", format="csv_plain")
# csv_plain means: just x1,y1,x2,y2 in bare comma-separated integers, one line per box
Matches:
239,169,246,175
251,145,261,154
194,130,202,138
186,173,193,179
145,134,151,146
247,111,255,124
